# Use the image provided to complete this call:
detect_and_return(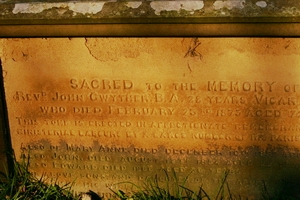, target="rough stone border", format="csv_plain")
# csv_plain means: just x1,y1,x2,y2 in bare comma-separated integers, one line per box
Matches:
1,1,300,36
0,23,300,37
